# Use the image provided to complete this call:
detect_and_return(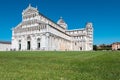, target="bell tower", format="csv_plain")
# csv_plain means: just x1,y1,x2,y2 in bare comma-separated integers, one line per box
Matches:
86,22,93,50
